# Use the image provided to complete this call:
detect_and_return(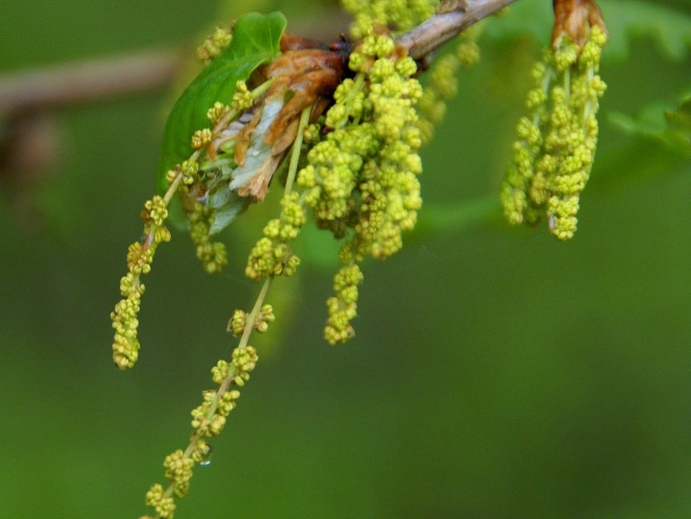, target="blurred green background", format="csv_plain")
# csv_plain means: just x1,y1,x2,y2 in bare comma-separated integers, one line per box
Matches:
2,1,691,518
